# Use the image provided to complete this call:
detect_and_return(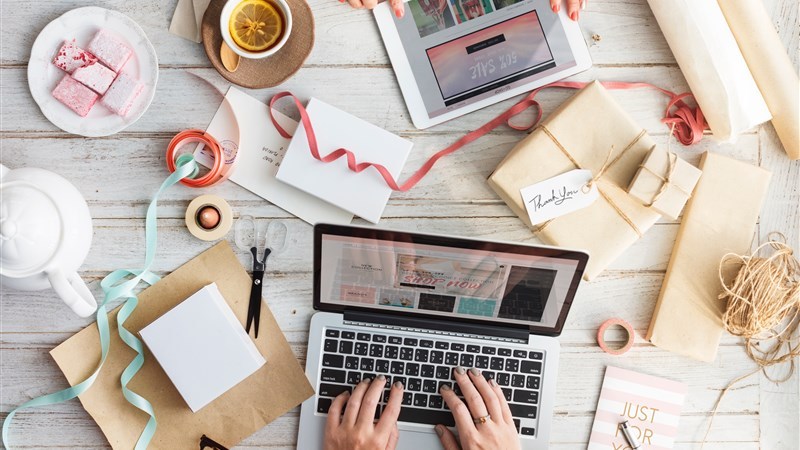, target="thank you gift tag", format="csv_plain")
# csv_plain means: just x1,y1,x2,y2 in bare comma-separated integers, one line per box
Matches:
520,169,599,224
